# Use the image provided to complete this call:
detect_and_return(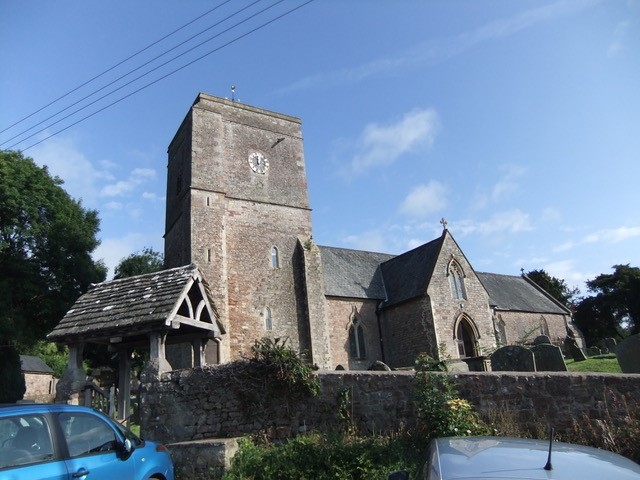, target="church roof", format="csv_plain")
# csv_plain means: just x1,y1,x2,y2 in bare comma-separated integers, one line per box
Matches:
20,355,54,374
379,235,444,307
476,272,570,314
318,235,446,306
318,246,394,299
48,264,221,344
